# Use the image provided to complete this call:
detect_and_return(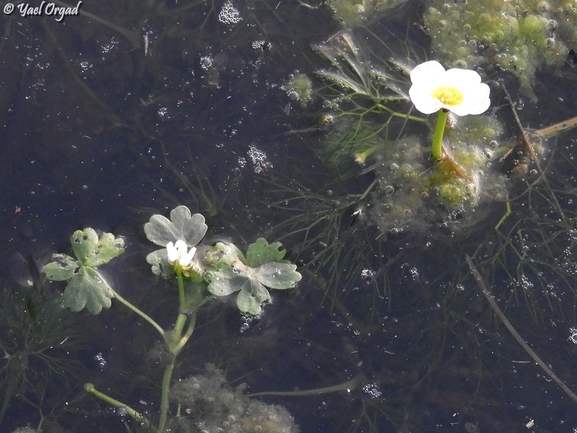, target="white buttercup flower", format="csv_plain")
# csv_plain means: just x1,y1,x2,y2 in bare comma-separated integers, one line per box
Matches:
409,60,490,116
167,240,196,269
